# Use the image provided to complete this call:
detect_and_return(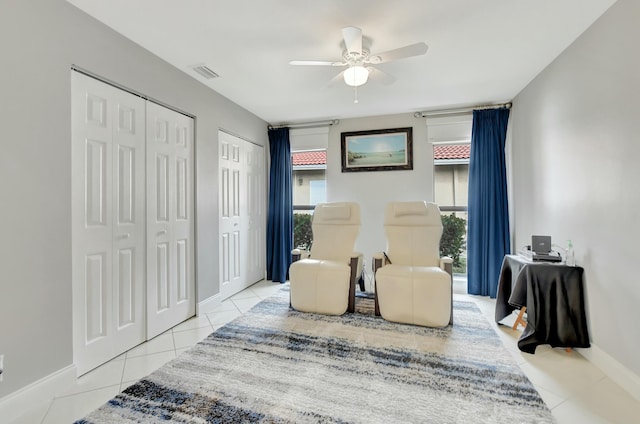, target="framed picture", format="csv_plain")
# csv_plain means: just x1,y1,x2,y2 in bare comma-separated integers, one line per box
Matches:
341,127,413,172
